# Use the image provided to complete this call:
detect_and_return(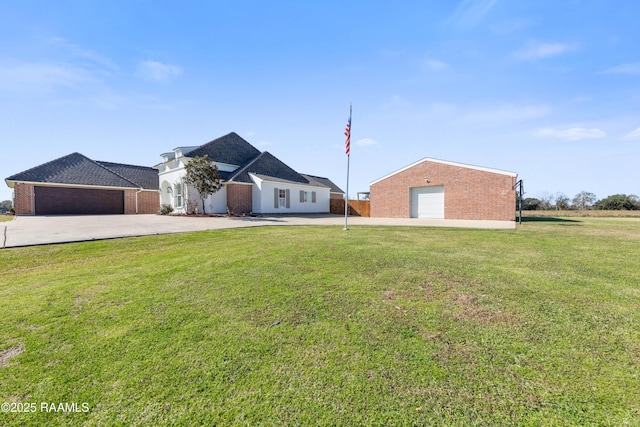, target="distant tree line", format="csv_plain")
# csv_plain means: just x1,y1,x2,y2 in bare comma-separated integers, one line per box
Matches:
518,191,640,211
